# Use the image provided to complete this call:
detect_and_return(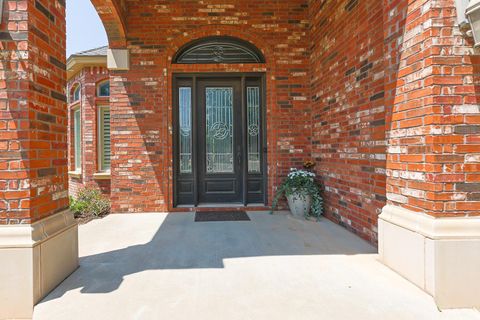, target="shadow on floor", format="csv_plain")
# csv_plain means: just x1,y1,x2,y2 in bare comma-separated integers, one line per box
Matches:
41,212,376,301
